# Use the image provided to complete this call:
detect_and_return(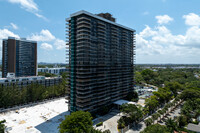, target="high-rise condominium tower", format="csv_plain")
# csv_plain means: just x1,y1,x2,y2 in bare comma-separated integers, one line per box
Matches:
66,10,135,112
2,37,37,78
